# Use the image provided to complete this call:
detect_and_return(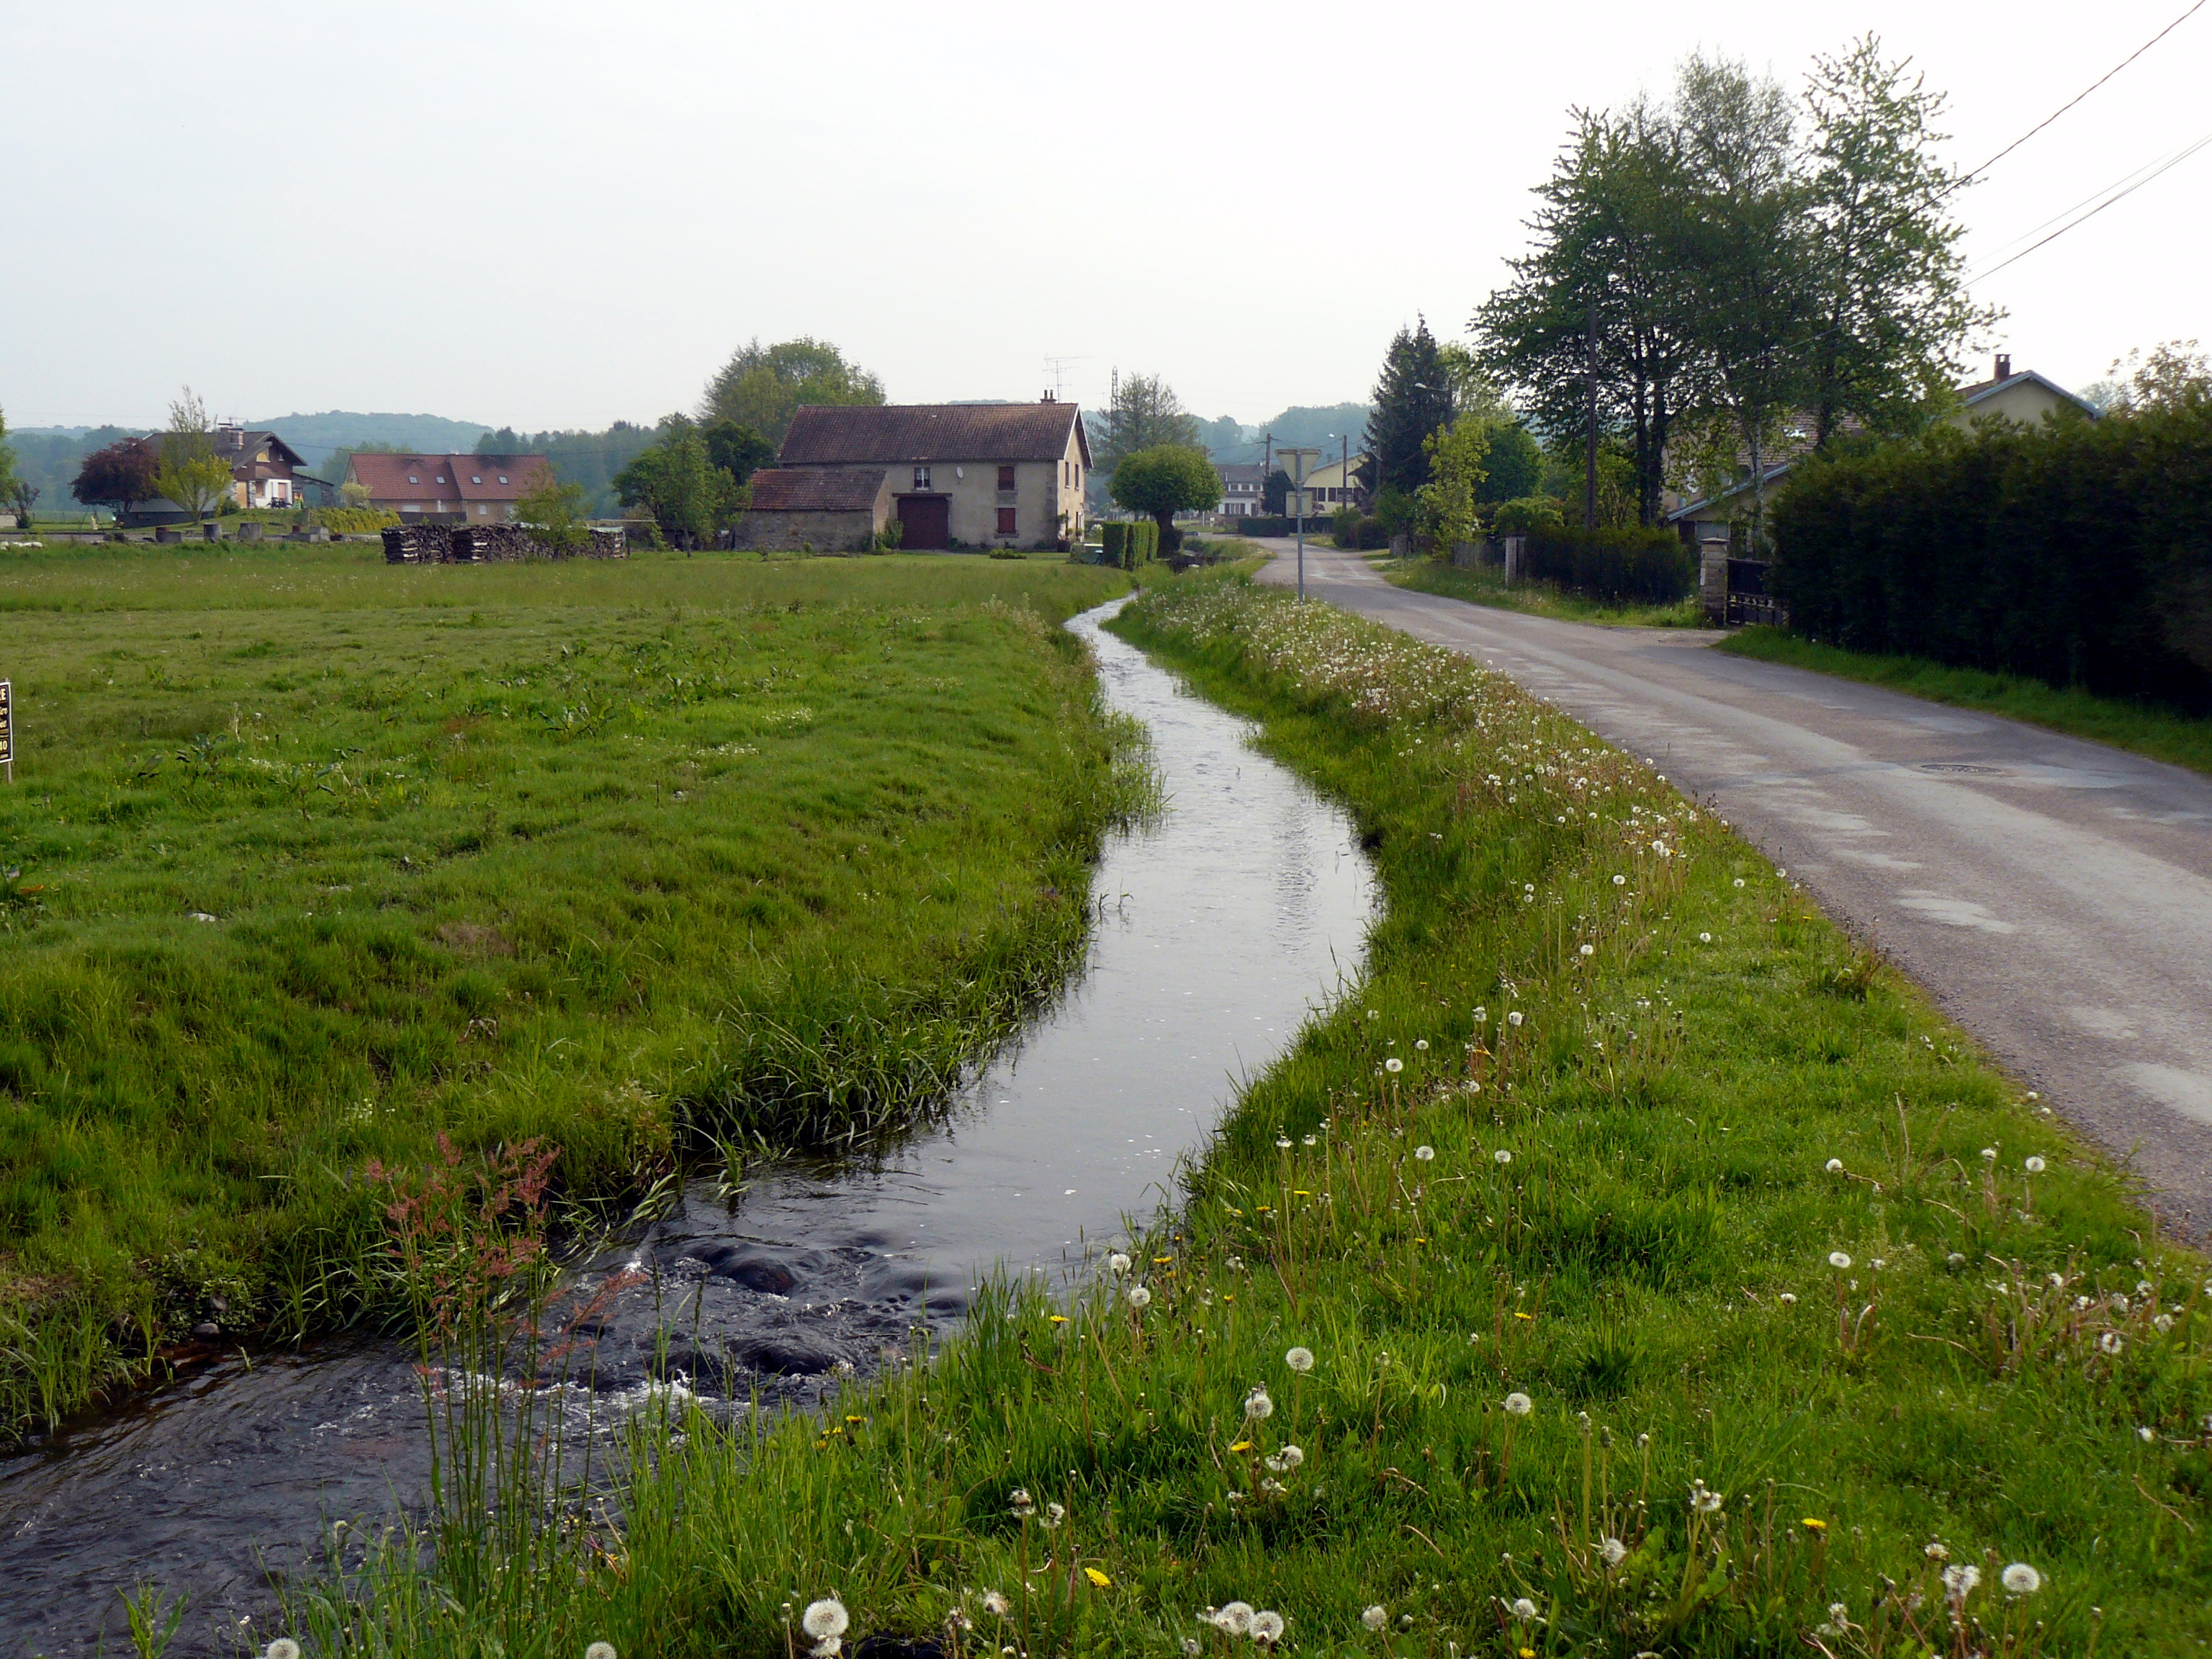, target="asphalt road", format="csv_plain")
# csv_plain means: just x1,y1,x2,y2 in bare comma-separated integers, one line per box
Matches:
1252,537,2212,1231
